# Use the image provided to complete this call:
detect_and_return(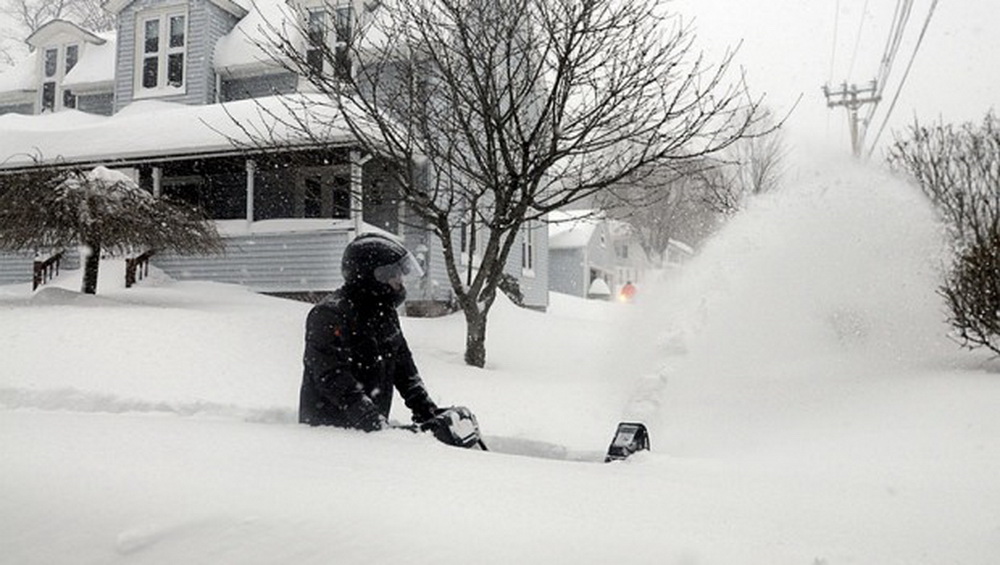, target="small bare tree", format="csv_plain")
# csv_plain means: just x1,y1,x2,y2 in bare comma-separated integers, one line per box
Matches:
598,160,724,258
1,0,115,33
1,0,115,69
888,112,1000,354
0,165,223,294
694,109,786,215
253,0,764,366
